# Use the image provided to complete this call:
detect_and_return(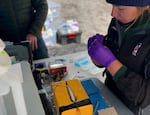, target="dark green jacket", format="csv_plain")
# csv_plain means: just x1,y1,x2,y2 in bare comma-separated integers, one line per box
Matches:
0,0,48,42
104,11,150,113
